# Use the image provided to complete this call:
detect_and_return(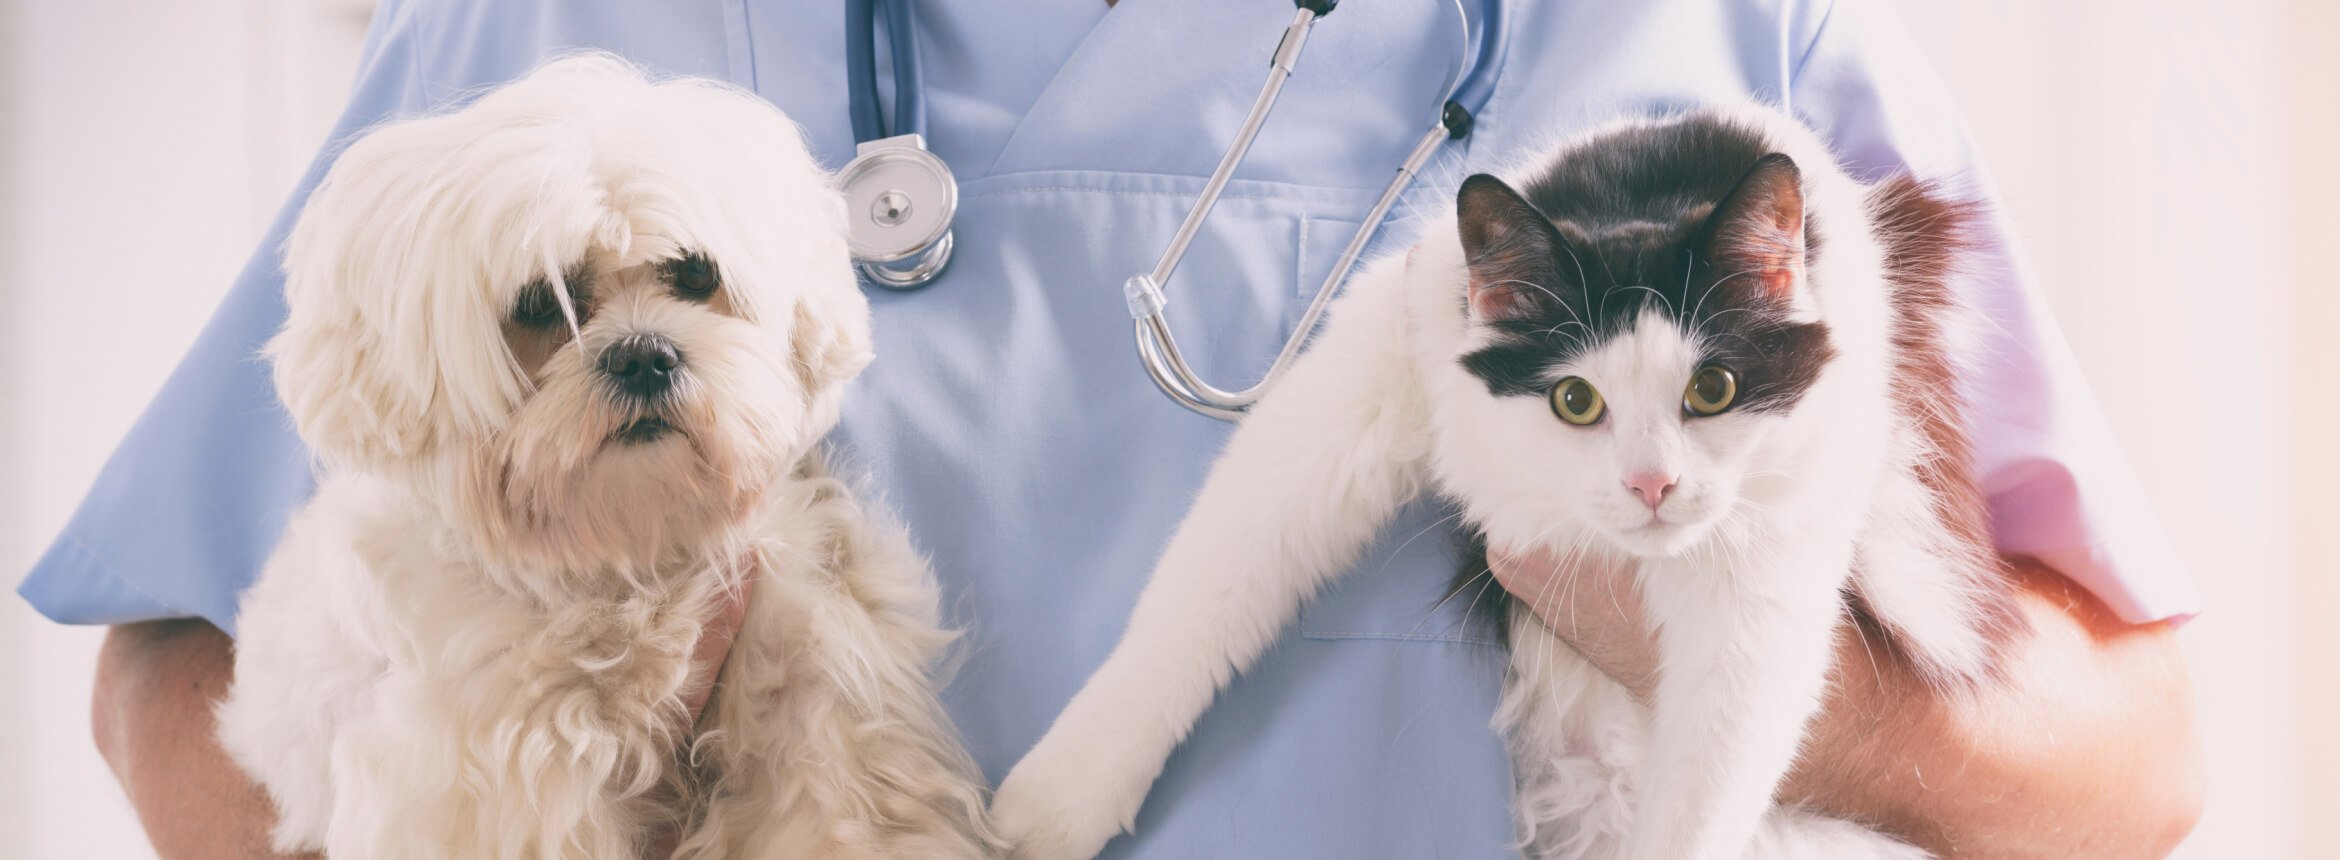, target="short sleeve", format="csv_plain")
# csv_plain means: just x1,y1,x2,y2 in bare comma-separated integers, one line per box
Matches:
1788,0,2201,624
13,0,429,635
